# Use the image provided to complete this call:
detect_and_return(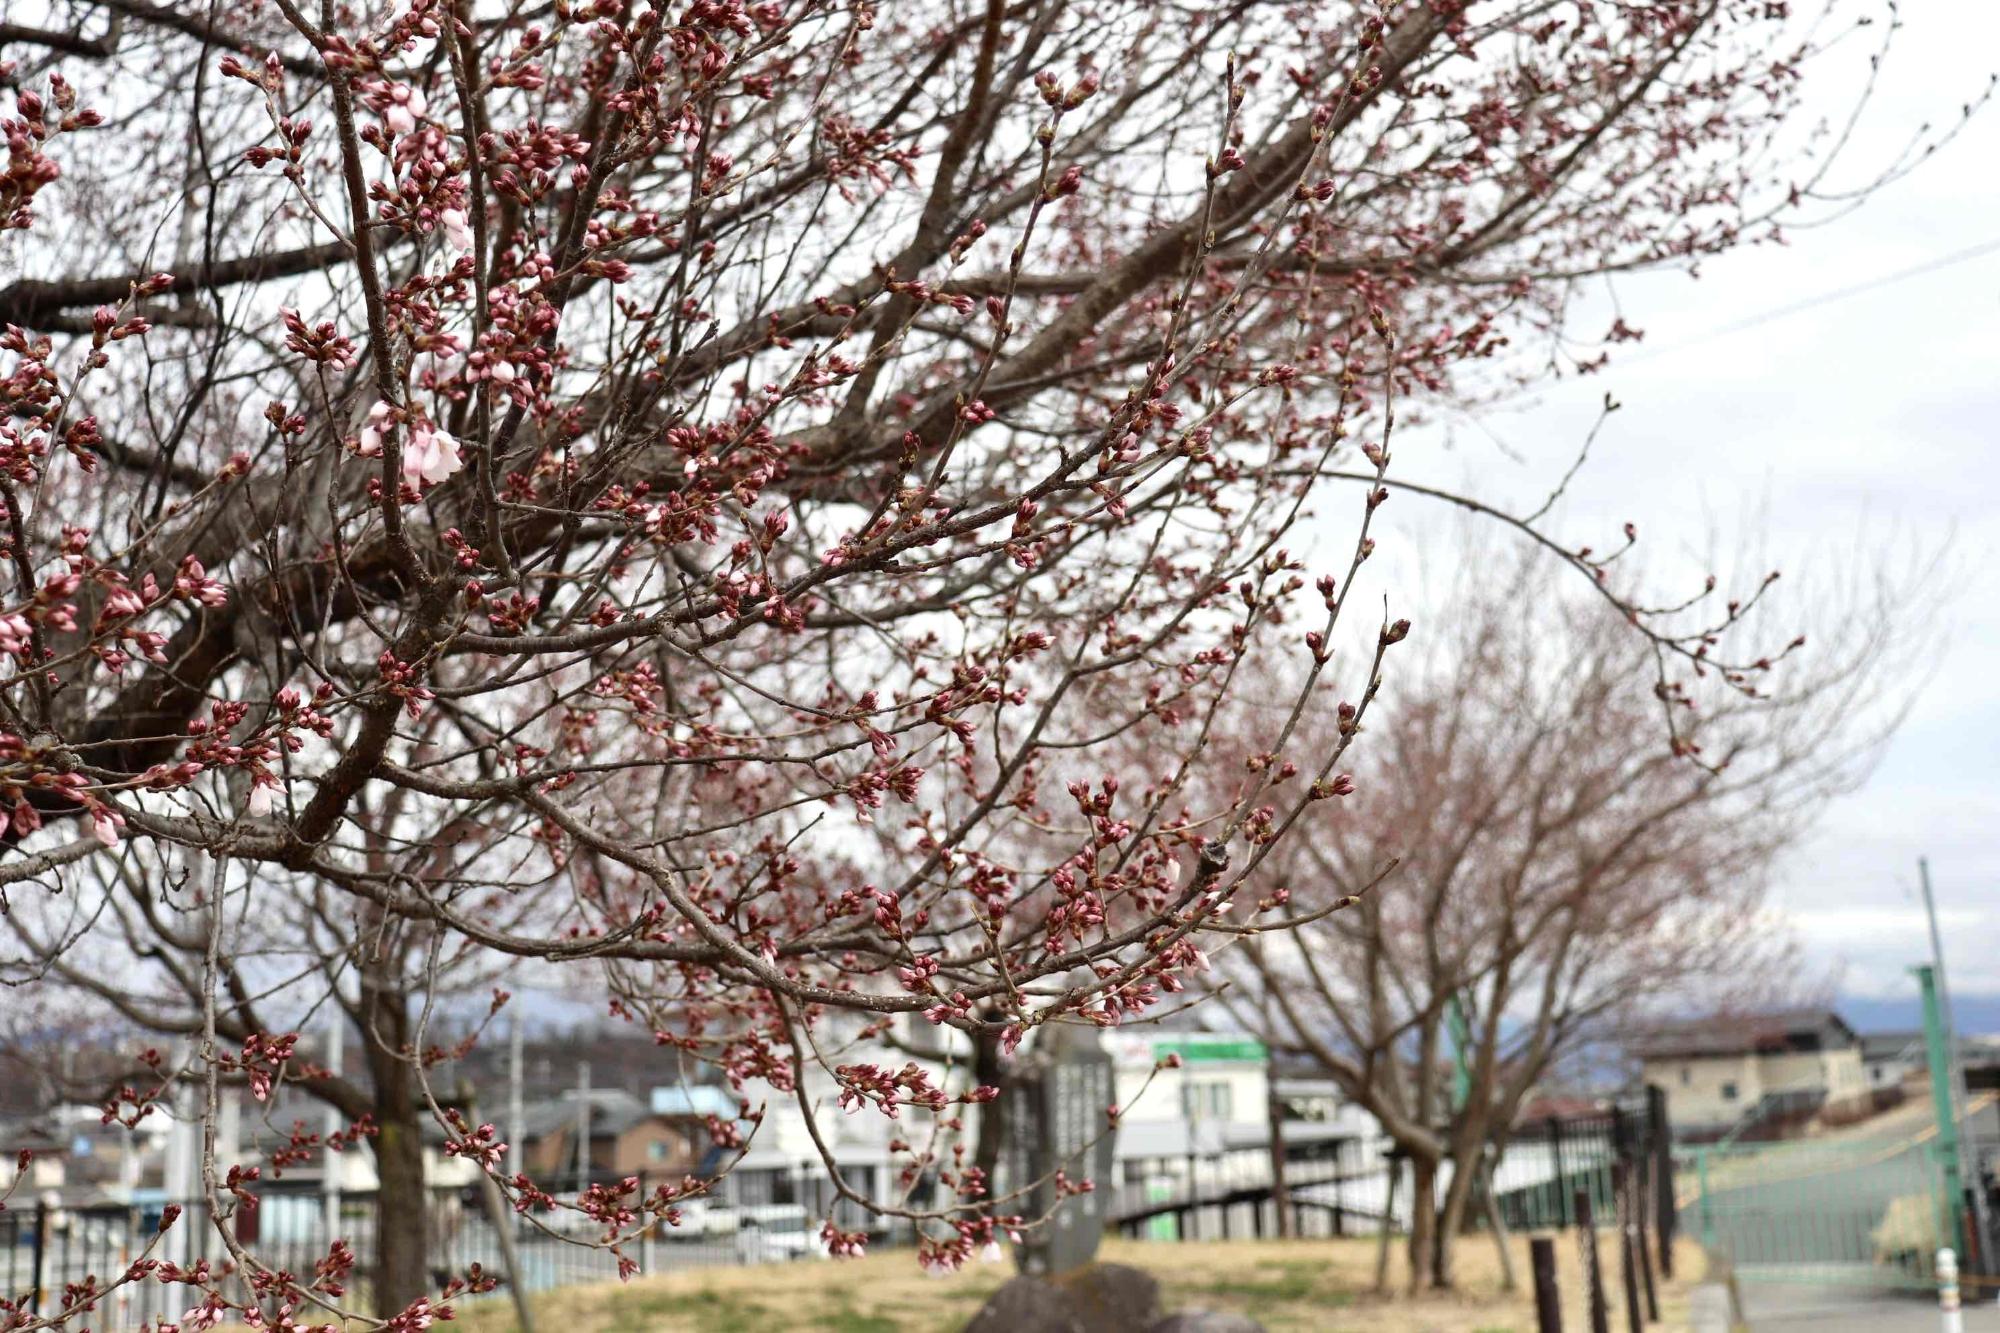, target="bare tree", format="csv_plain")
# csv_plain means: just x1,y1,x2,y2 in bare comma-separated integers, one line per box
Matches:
1211,545,1915,1289
0,0,1959,1323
